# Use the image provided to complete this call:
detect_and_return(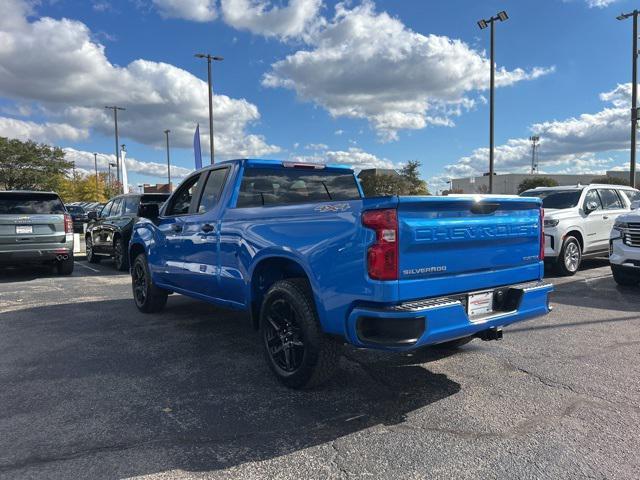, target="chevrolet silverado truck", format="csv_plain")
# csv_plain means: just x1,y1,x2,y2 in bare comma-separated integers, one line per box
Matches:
129,159,553,388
